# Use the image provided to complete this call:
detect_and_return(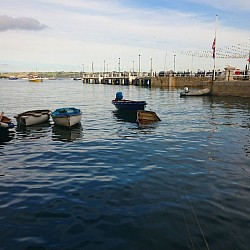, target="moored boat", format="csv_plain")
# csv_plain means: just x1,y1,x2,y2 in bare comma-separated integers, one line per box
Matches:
180,87,210,97
0,112,14,130
112,92,147,111
136,110,161,126
9,76,18,80
28,75,43,82
15,109,51,126
51,107,82,127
